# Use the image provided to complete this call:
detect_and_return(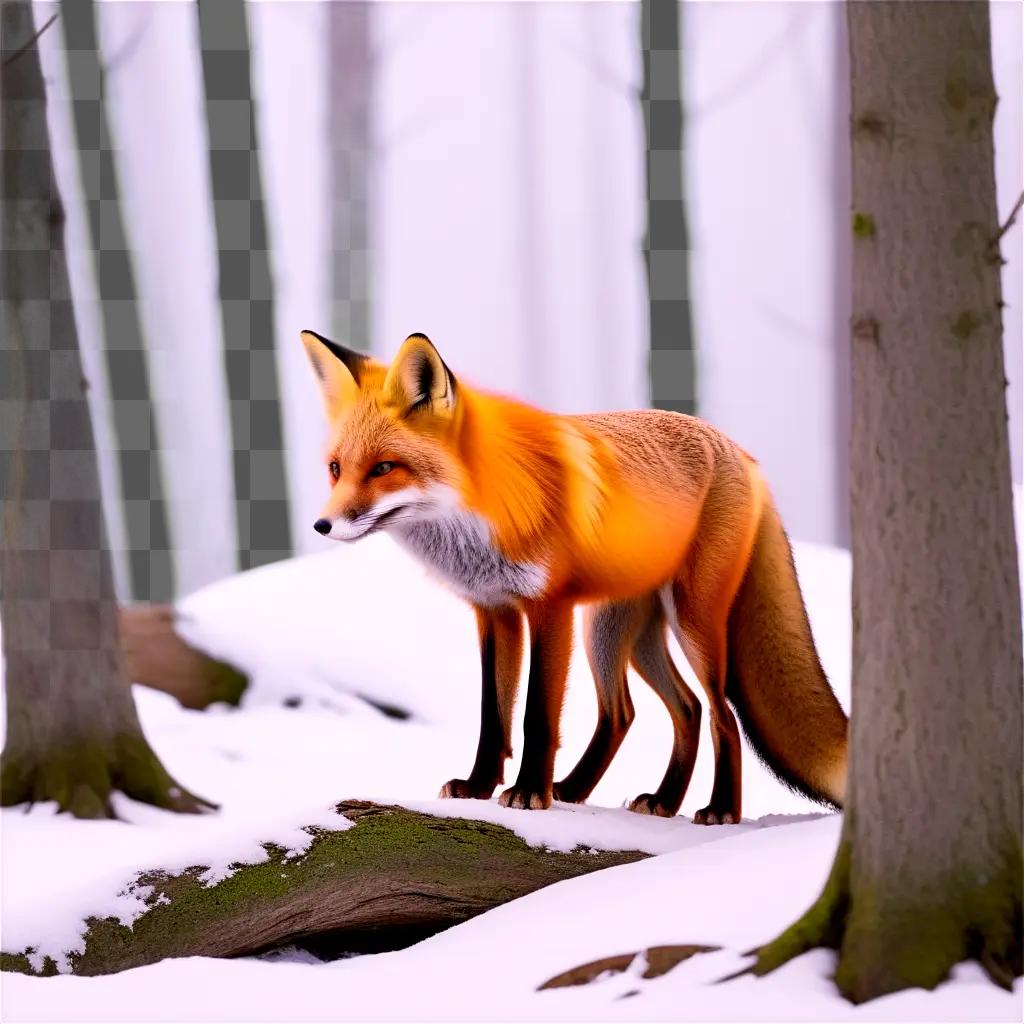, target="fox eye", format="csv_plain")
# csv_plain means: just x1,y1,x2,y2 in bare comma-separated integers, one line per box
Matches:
369,461,395,478
329,461,340,481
